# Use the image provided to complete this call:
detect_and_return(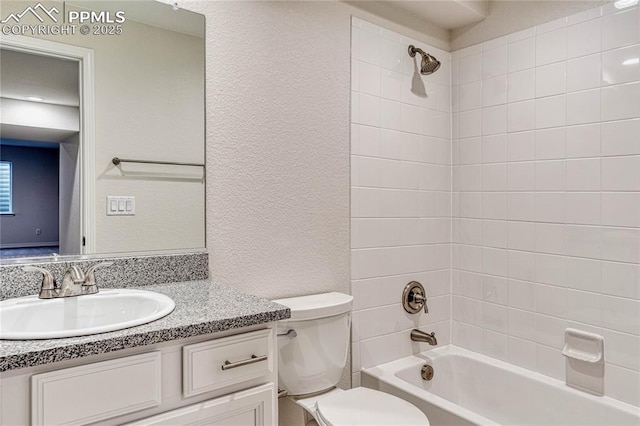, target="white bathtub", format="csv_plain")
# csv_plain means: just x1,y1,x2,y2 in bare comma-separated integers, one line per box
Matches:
361,345,640,426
